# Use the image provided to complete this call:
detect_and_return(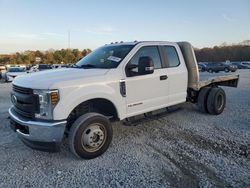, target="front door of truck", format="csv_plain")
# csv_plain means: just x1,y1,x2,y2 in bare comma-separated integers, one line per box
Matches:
124,46,169,117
